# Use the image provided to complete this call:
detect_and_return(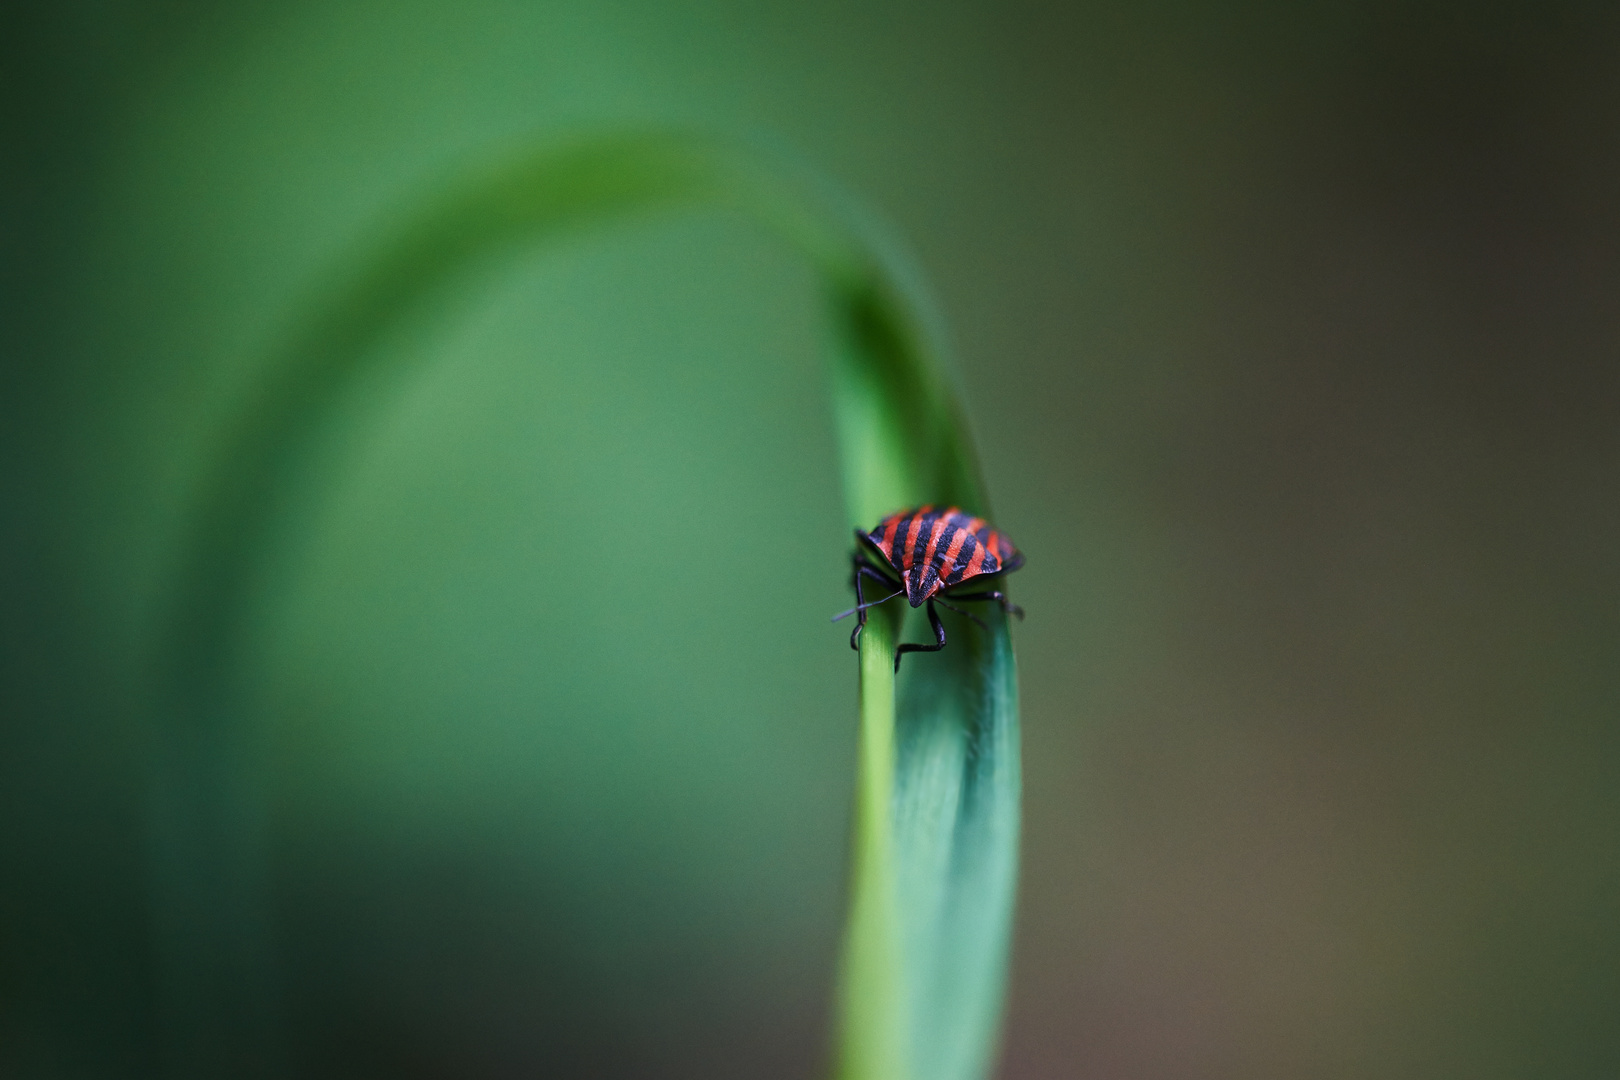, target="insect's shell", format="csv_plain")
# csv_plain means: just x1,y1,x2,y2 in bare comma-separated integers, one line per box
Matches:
863,505,1023,607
